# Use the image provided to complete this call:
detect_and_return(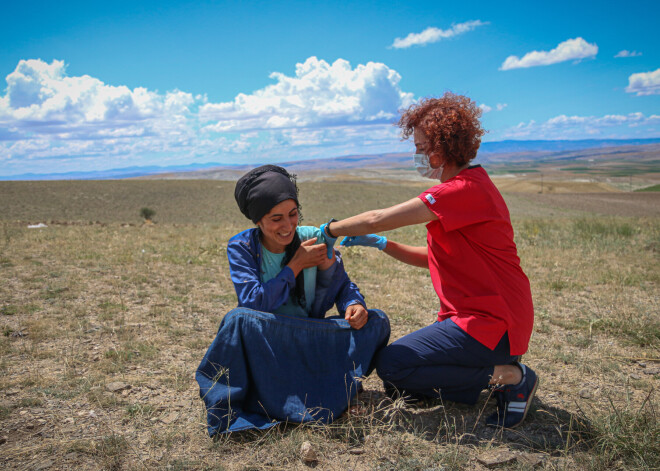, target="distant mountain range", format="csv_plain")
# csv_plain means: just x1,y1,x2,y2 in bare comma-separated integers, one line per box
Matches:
2,138,659,181
478,138,660,154
0,162,235,181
